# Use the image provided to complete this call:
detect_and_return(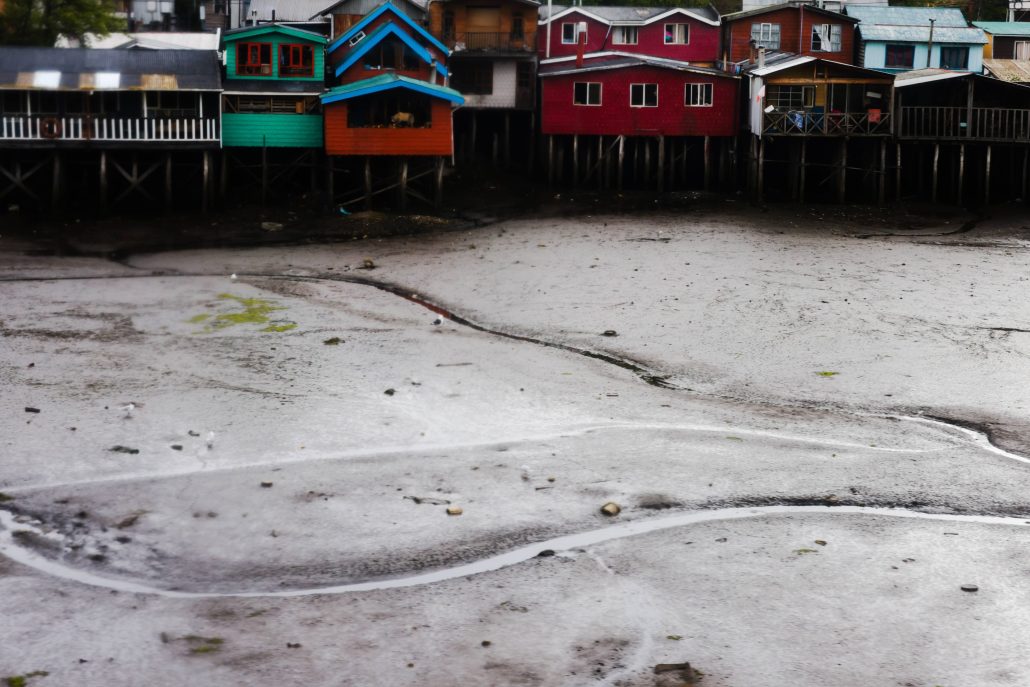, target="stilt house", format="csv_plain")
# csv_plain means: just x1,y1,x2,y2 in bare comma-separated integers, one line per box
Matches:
846,6,986,74
720,3,858,68
321,1,463,208
974,22,1030,84
0,47,221,213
